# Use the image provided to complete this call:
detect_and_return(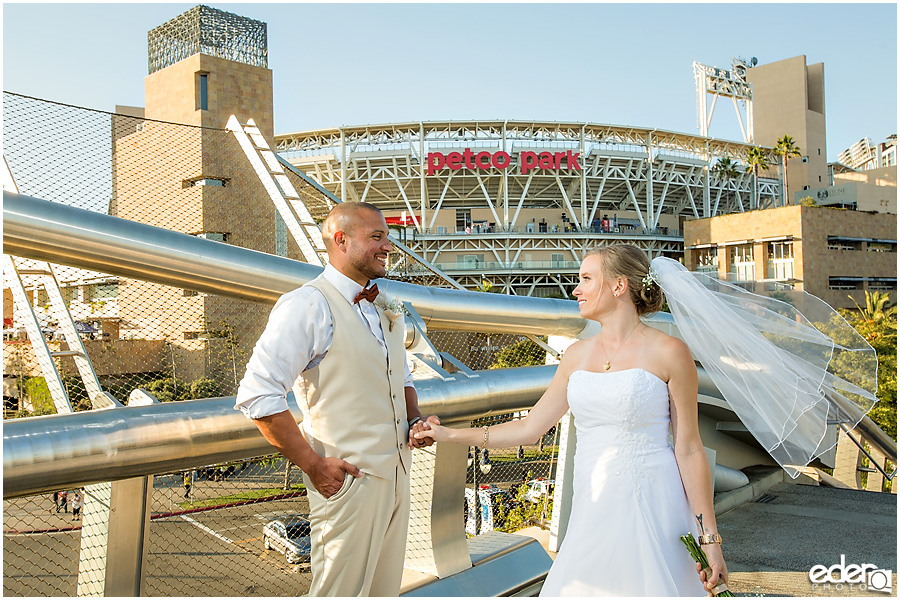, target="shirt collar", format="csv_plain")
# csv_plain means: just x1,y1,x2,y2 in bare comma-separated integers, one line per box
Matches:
323,263,373,305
